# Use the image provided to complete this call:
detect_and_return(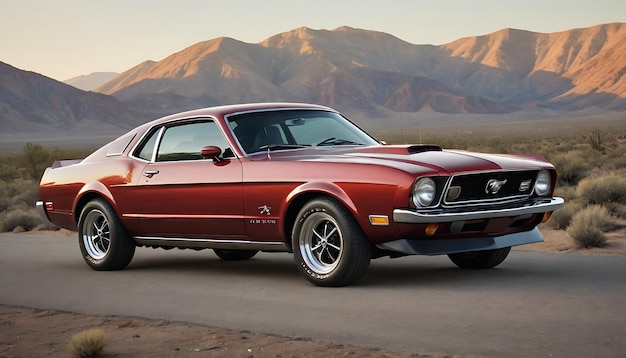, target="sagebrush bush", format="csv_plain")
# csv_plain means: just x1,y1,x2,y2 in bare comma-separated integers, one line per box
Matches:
68,328,106,357
0,208,41,232
553,185,577,201
549,150,591,185
576,174,626,207
566,205,613,248
544,201,583,230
